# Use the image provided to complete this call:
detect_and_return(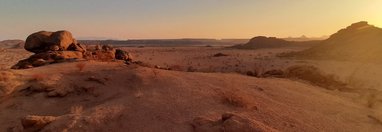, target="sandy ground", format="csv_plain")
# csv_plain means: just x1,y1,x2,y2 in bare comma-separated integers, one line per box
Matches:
125,46,382,91
123,47,304,73
1,46,382,131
